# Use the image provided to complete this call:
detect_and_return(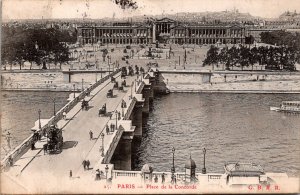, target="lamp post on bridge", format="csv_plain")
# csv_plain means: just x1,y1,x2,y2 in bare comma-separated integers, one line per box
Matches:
101,133,105,157
202,148,206,174
171,147,175,183
73,84,76,98
121,99,126,117
52,98,56,116
81,79,84,91
130,81,134,99
38,109,41,130
115,110,118,130
105,164,109,179
134,79,137,92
